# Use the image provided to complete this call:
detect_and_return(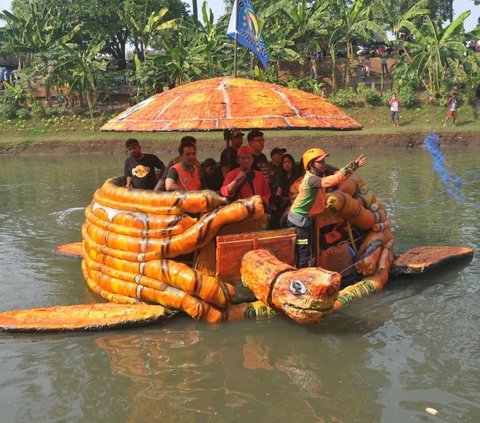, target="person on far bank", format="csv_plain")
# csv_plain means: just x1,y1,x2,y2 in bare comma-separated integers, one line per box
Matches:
165,141,203,191
364,56,371,78
380,51,388,76
389,92,400,128
443,92,458,127
287,148,367,268
308,56,318,79
124,138,165,190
